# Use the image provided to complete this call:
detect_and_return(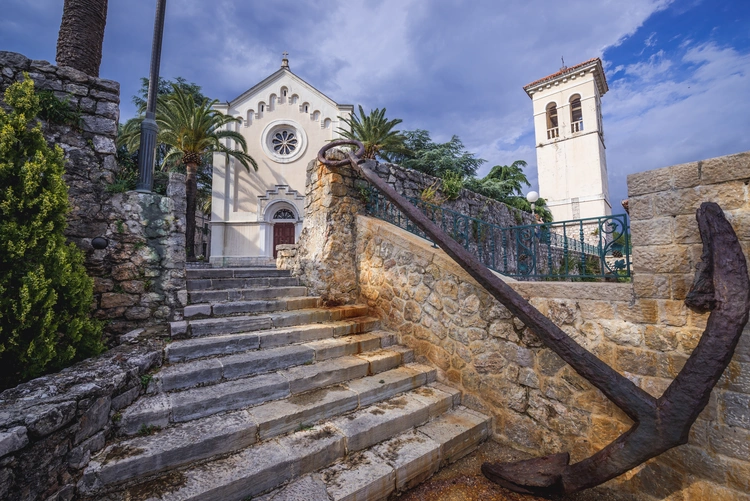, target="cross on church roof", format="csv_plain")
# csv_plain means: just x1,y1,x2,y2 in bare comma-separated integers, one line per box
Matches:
281,52,289,69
